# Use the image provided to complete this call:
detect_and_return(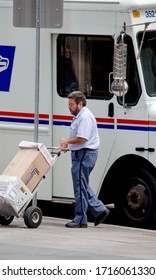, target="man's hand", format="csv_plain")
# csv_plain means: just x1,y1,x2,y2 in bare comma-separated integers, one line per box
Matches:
60,138,68,149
